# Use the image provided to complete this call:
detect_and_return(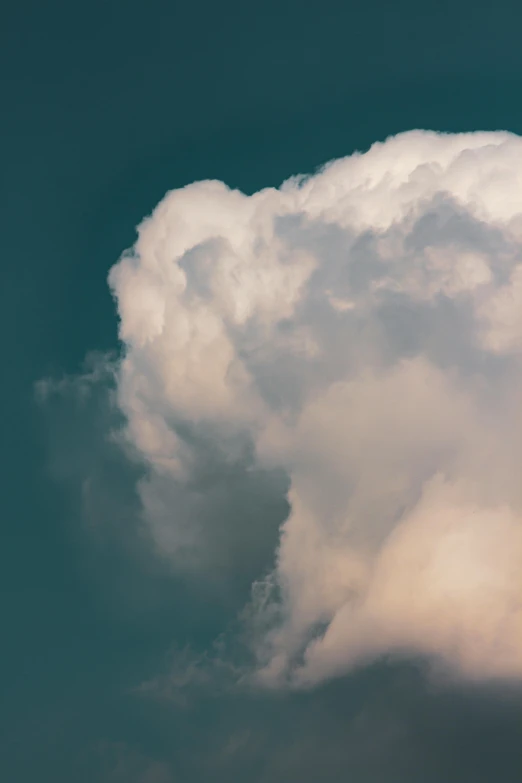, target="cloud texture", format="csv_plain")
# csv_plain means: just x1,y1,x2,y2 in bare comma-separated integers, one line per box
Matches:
109,130,522,687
